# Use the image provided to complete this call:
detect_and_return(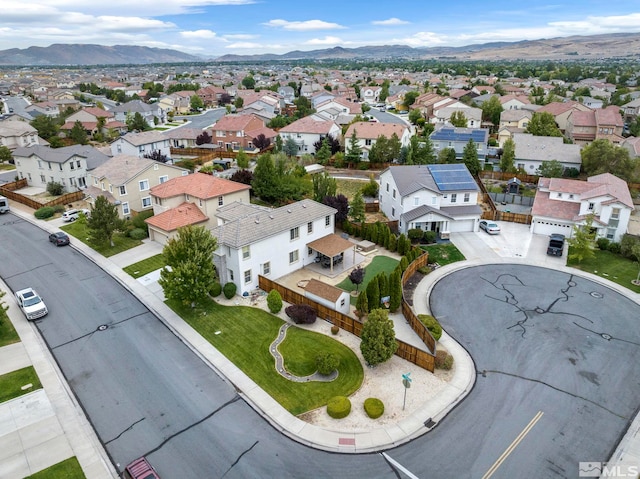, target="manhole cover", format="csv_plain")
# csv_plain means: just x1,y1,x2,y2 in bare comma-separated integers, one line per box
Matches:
590,291,604,299
97,324,109,331
601,333,612,340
